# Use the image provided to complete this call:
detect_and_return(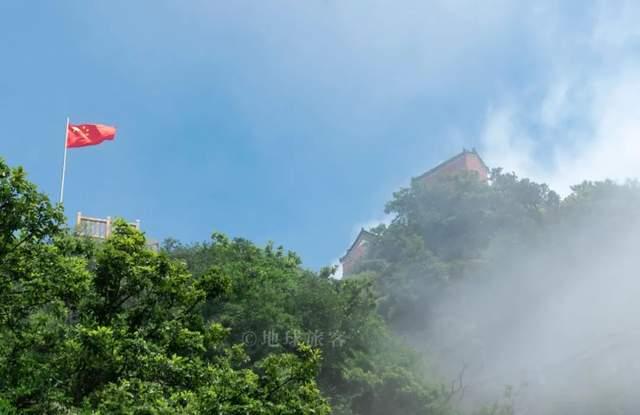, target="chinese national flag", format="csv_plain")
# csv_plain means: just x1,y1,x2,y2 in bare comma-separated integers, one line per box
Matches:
67,123,116,148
